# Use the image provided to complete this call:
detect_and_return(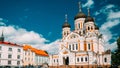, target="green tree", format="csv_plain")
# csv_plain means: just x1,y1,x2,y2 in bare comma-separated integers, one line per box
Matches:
112,36,120,66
